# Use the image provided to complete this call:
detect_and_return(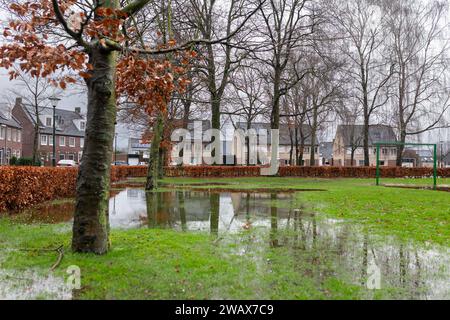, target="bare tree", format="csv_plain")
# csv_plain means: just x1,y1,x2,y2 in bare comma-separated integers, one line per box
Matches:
225,63,270,164
255,0,317,130
7,70,61,163
330,0,395,166
383,0,450,165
